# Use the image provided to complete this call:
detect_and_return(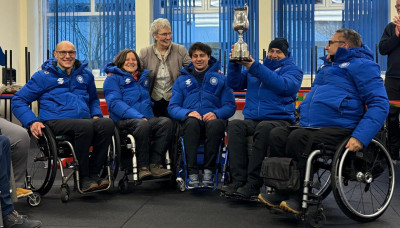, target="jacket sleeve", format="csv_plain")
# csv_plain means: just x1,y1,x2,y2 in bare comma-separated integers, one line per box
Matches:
379,23,400,55
349,62,389,147
213,78,237,119
248,61,303,97
11,72,44,128
168,80,191,121
87,72,103,118
103,76,145,119
227,62,247,90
